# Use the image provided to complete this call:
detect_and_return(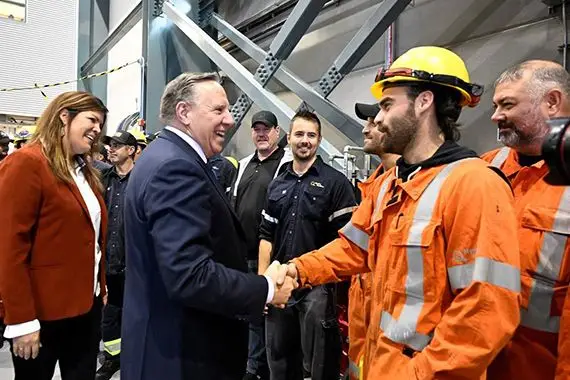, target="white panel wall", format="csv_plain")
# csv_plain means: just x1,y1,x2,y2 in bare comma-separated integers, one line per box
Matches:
0,0,78,117
106,1,143,134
